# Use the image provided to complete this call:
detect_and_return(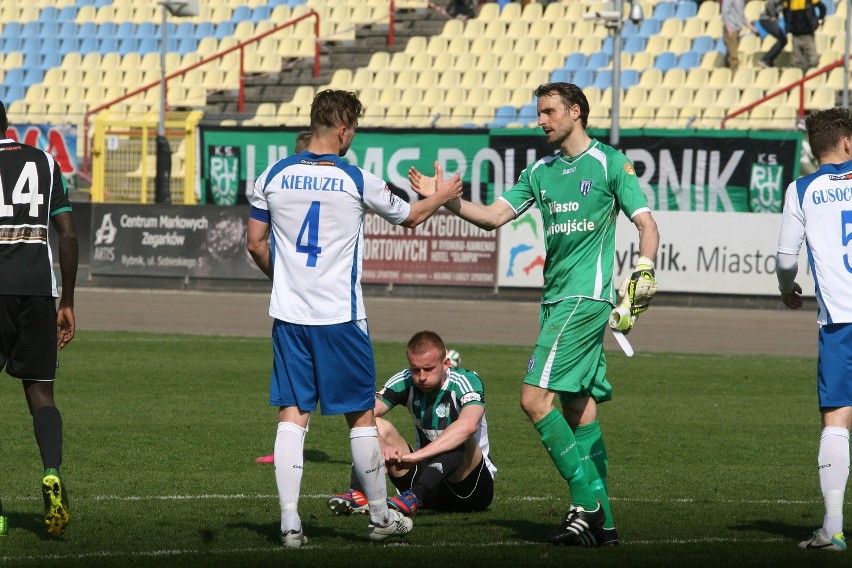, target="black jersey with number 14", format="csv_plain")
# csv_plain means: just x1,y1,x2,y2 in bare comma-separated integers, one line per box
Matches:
0,139,72,297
